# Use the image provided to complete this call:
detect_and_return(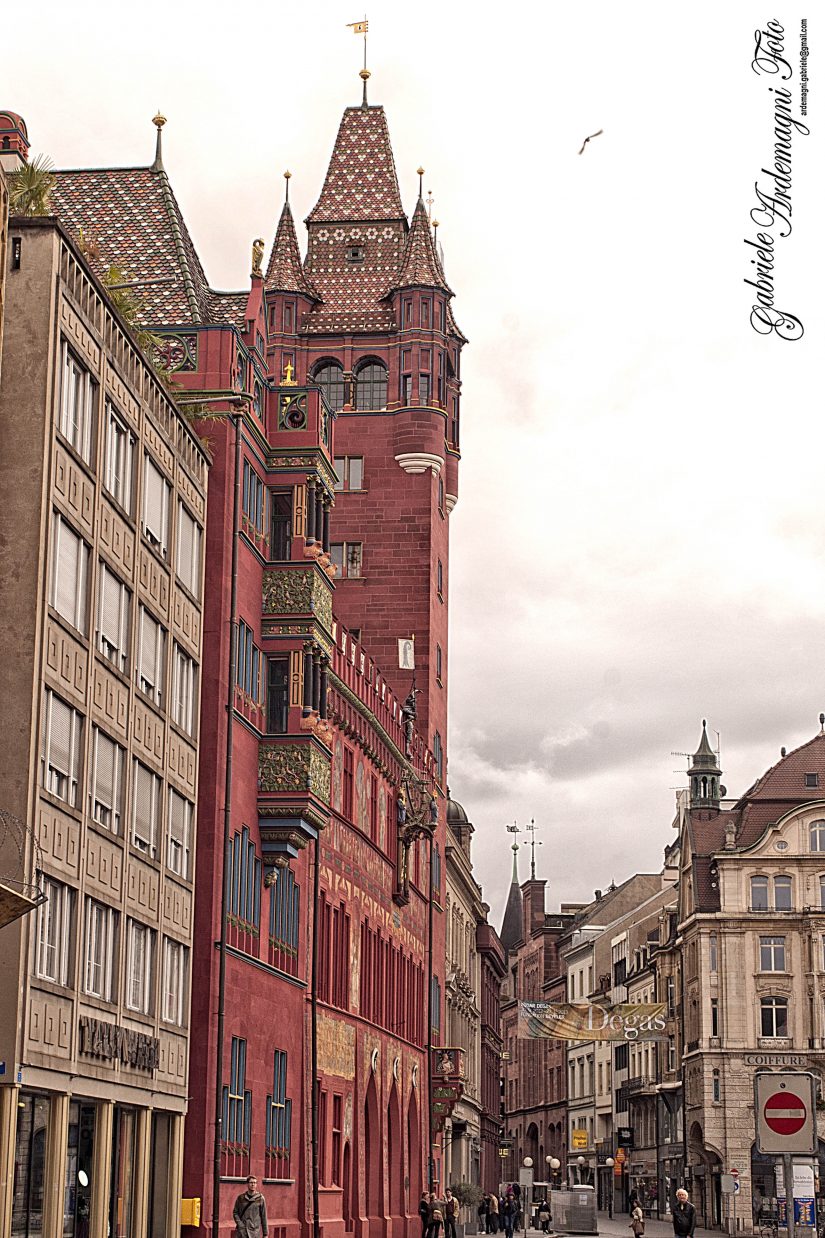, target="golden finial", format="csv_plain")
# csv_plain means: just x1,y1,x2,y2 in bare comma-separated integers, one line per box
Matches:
432,219,440,232
417,167,425,197
360,67,371,107
284,169,292,203
151,112,167,171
